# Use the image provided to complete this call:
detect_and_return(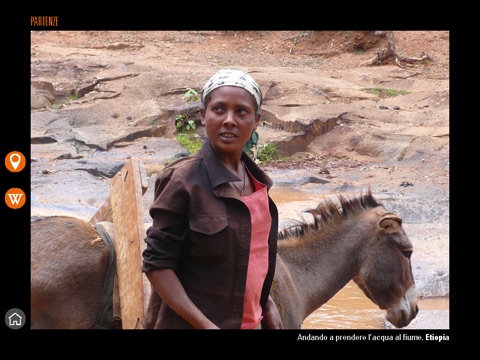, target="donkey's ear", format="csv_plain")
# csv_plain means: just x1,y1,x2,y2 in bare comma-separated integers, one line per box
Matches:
379,214,402,234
